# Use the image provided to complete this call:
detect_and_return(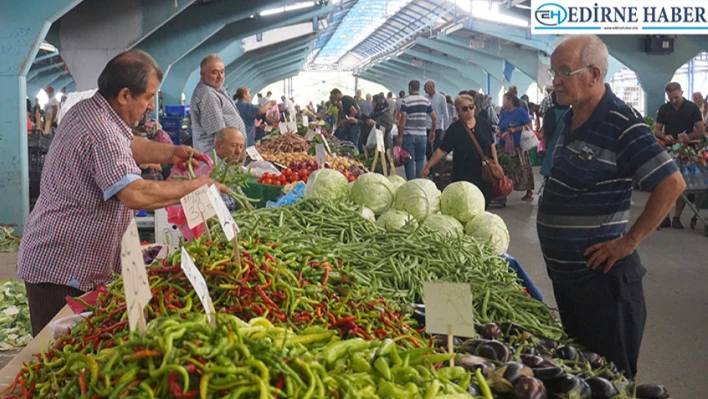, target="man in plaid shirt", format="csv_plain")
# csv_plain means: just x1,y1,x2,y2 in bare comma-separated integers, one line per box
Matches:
17,50,228,335
190,54,246,154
